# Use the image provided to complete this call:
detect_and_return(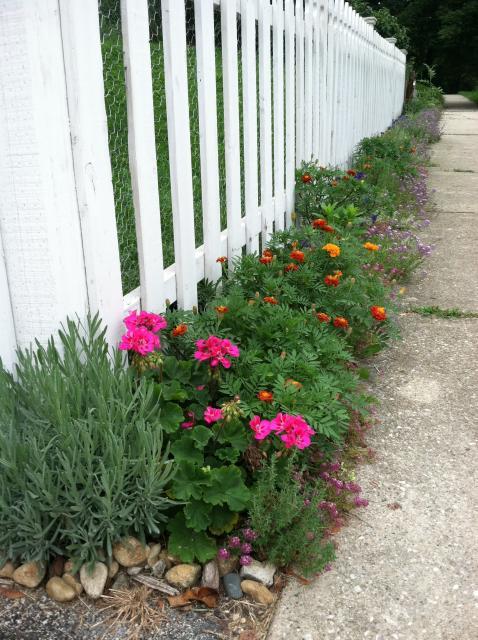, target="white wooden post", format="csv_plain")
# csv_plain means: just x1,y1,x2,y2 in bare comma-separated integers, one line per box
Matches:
0,236,16,369
241,0,260,253
284,0,295,227
318,0,329,164
120,0,165,312
221,0,243,264
195,0,222,283
272,0,285,231
161,0,198,308
303,0,313,162
295,0,305,167
0,0,88,352
258,0,274,243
